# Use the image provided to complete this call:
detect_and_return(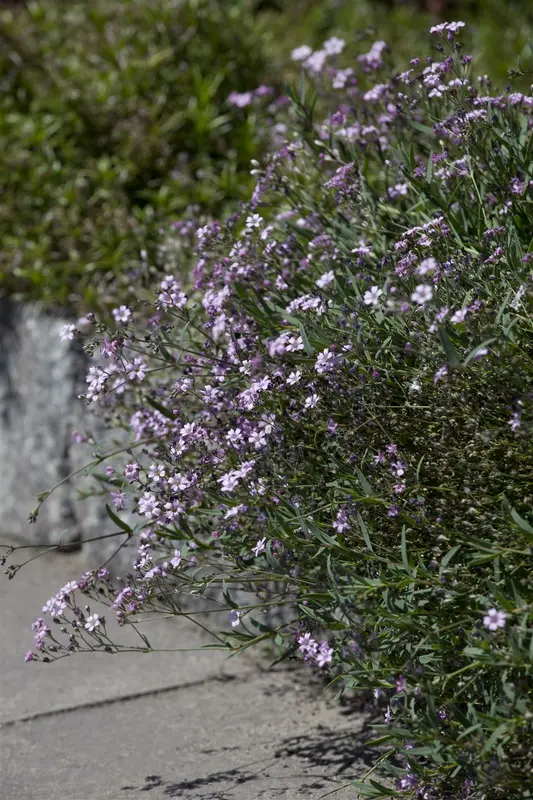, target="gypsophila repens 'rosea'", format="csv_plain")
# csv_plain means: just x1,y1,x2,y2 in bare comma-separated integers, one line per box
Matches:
8,21,533,800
